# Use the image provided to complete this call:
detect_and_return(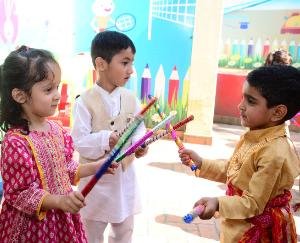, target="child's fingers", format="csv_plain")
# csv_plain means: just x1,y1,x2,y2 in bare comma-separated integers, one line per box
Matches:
194,199,206,208
105,167,115,174
110,162,119,169
73,191,85,201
